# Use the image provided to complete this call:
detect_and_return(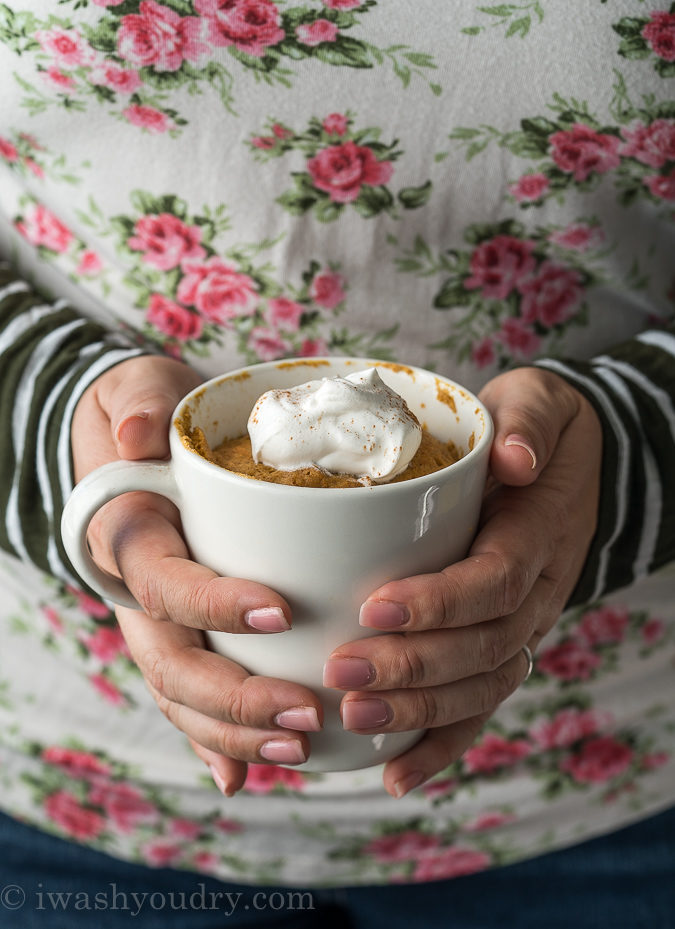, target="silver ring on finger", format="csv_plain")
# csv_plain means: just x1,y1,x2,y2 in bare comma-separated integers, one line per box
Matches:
521,644,534,683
